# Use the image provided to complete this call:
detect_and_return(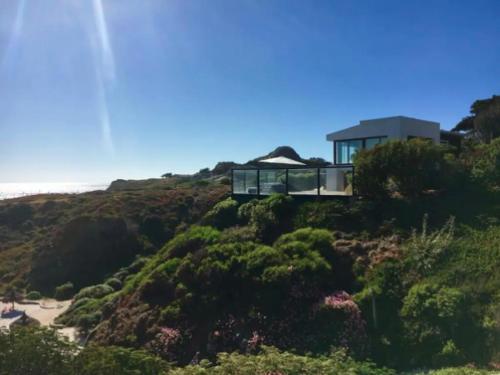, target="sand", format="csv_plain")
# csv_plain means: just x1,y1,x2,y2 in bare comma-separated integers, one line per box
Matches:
0,299,78,342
